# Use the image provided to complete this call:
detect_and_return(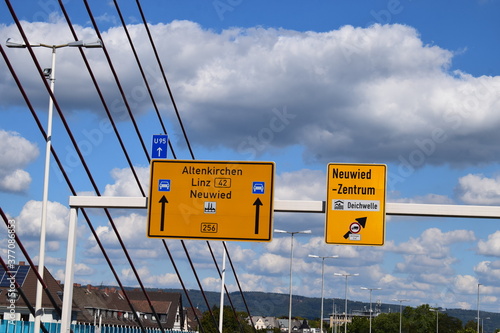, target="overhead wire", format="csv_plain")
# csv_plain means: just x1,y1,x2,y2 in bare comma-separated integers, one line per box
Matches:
0,207,62,319
104,1,220,329
112,0,177,159
133,3,256,329
77,0,220,329
4,0,256,331
0,35,148,332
